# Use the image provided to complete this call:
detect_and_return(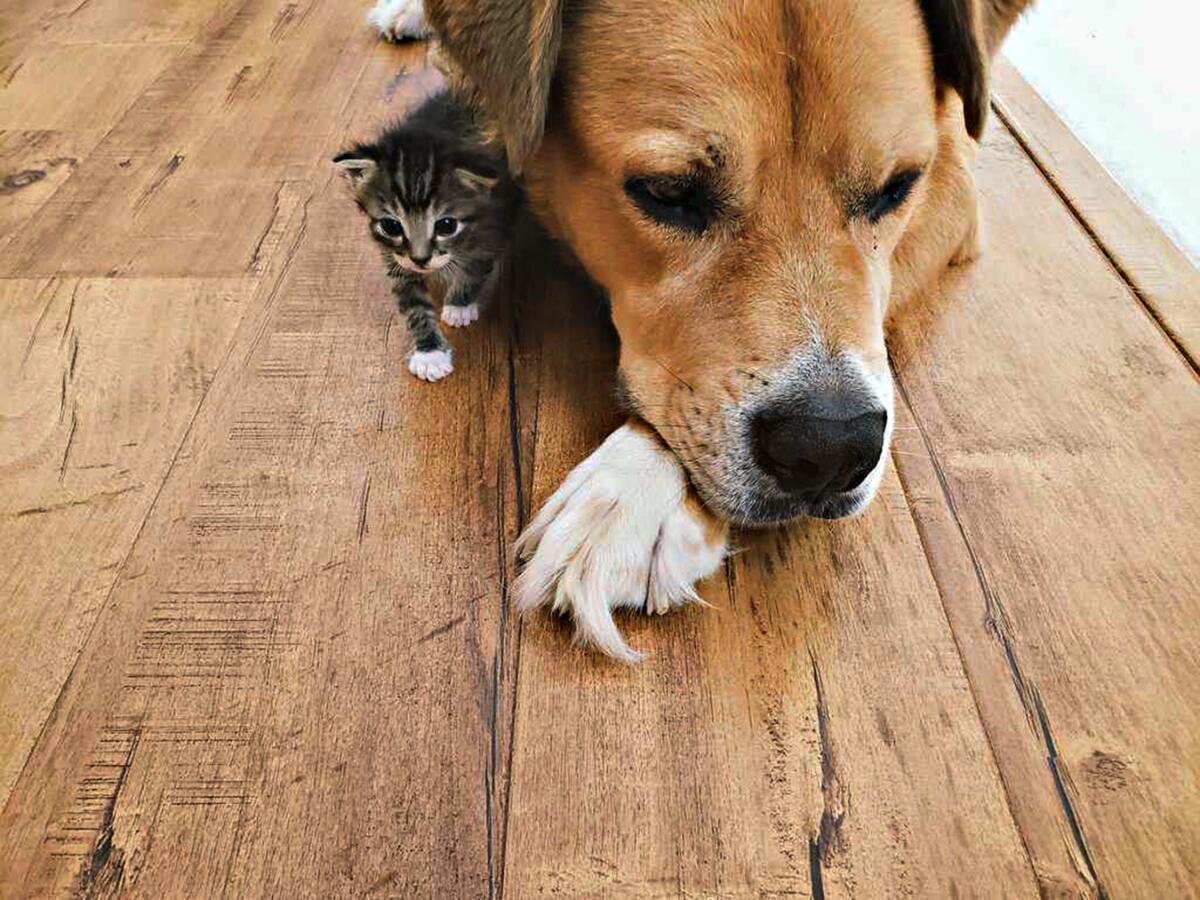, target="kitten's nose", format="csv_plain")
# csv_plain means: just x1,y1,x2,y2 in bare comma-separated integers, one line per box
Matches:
409,251,431,266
